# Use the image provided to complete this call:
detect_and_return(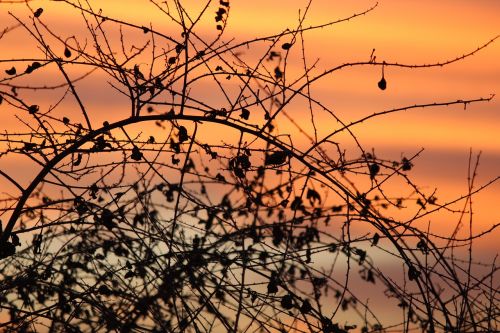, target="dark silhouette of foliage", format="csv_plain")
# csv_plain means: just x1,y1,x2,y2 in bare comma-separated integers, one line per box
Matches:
0,1,498,332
